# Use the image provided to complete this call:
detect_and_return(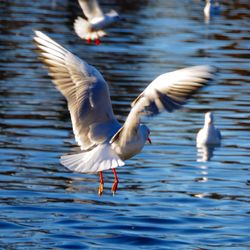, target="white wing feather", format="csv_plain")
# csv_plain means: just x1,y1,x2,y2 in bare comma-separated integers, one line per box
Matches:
33,30,119,151
111,65,216,144
78,0,104,21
